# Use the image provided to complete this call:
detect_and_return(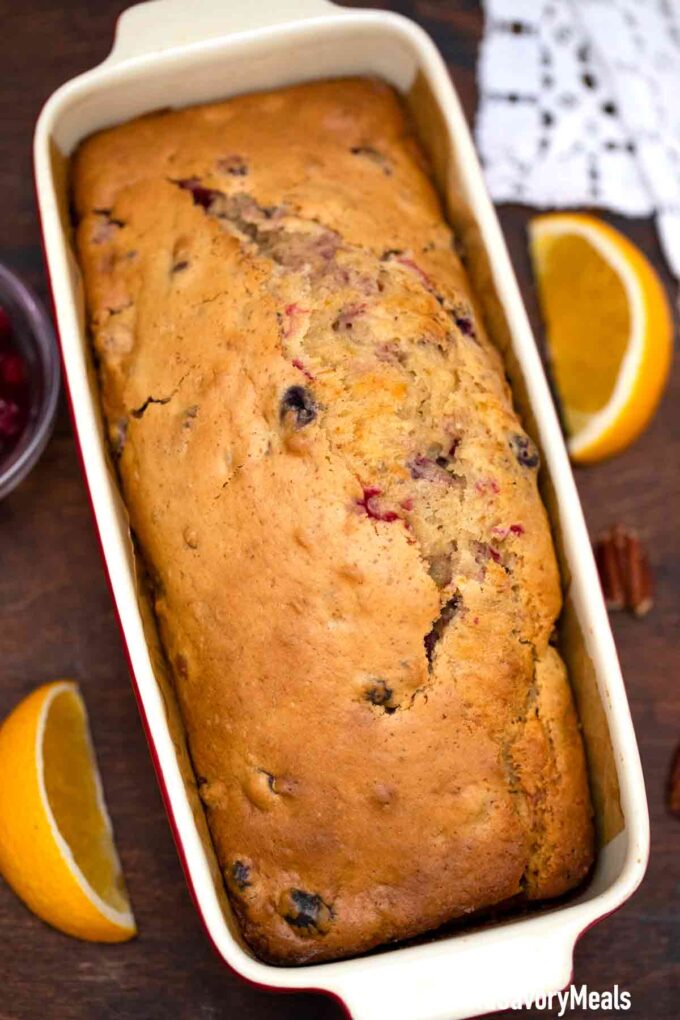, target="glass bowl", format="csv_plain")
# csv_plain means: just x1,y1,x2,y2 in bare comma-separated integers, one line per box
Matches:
0,263,60,500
